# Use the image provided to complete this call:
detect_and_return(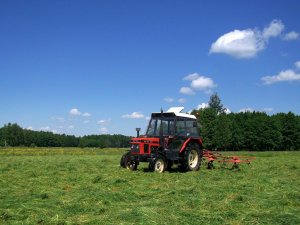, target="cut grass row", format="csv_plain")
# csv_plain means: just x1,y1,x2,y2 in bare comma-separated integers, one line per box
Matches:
0,148,299,224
